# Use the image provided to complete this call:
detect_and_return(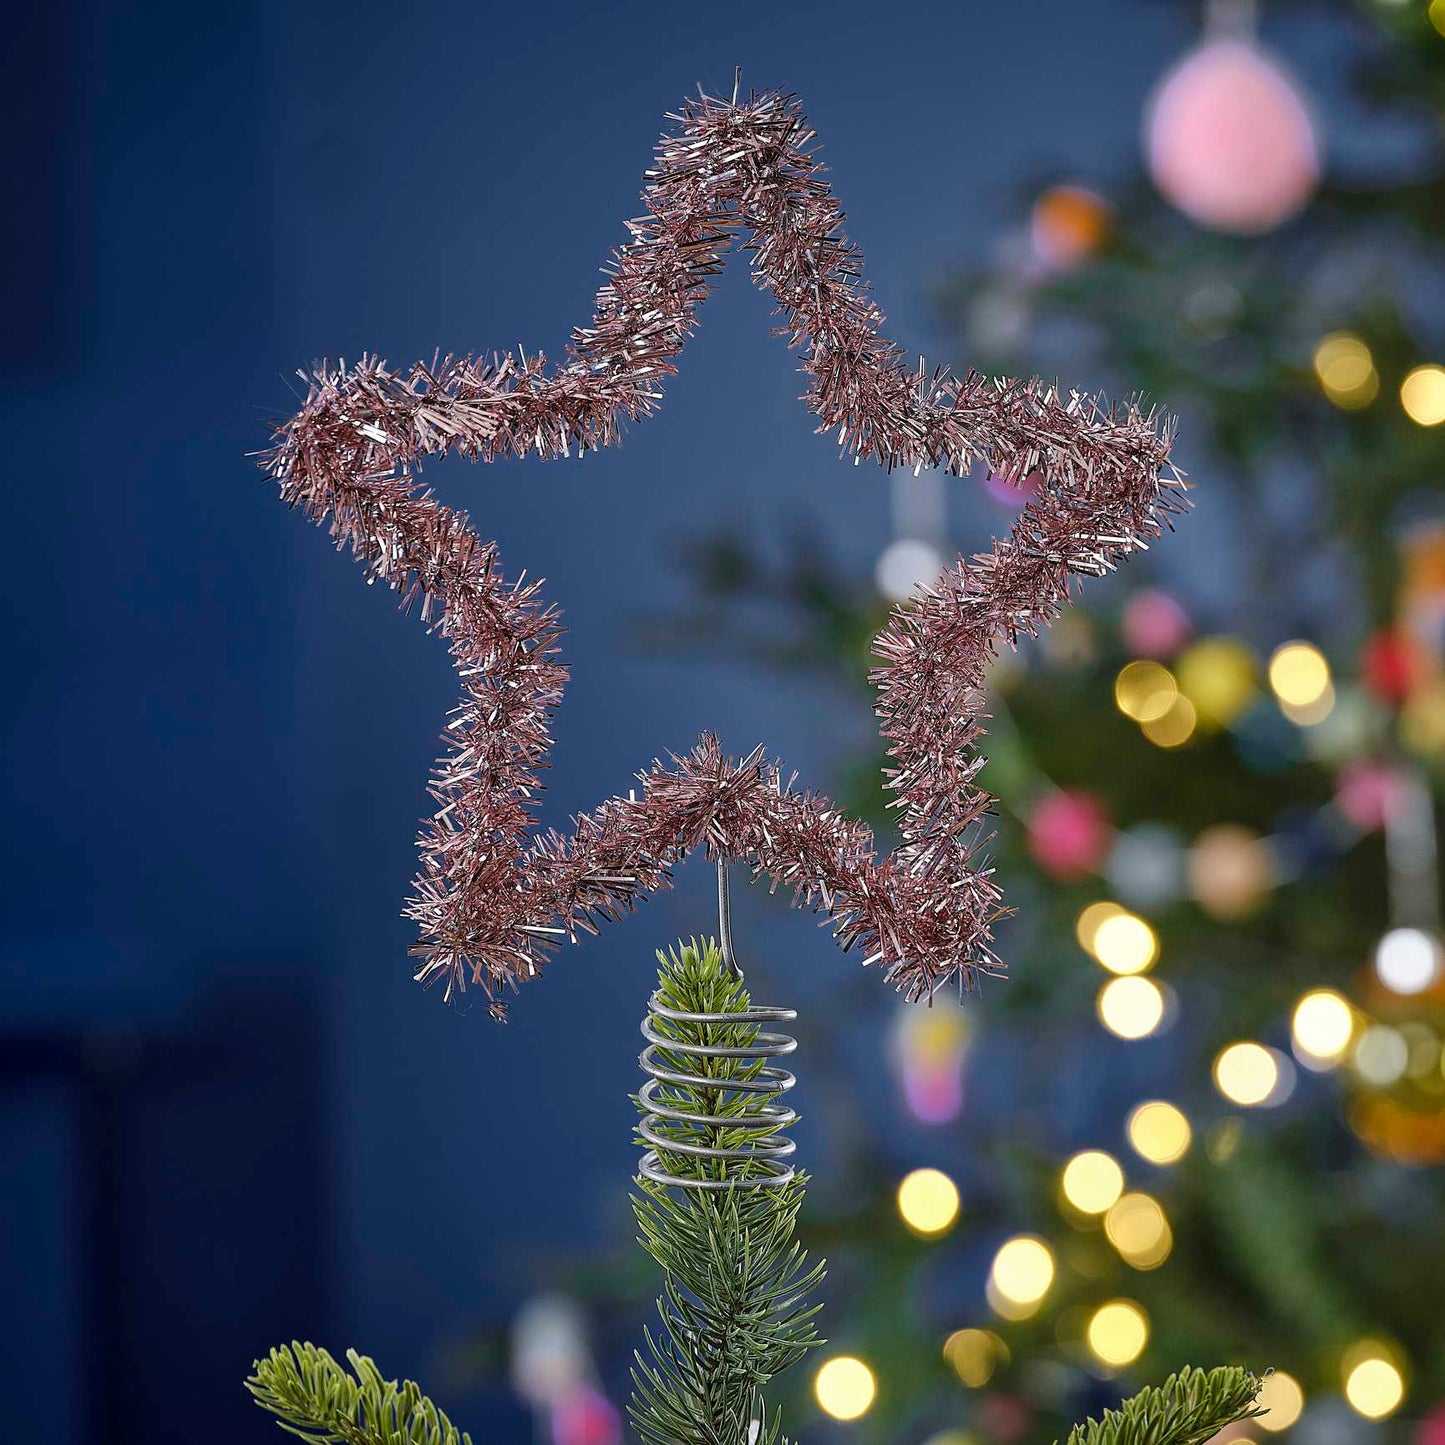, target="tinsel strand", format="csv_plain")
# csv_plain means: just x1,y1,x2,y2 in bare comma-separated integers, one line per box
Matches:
263,85,1184,1018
